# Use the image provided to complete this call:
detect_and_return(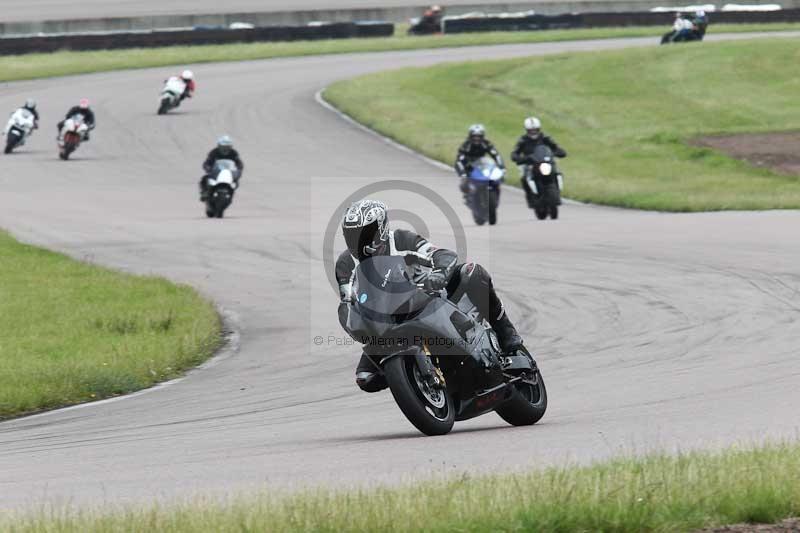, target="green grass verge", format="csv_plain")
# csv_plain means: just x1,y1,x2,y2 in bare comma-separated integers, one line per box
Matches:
2,24,800,83
4,442,800,531
0,230,221,419
325,38,800,212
